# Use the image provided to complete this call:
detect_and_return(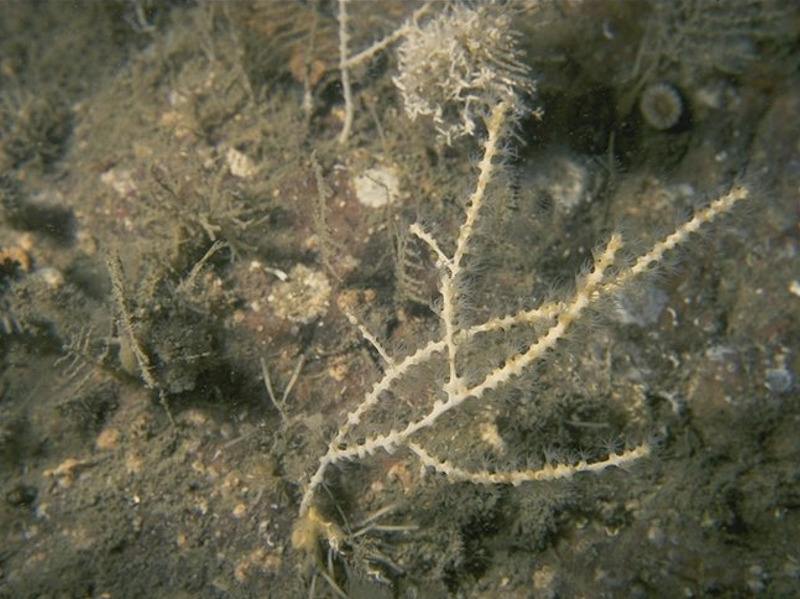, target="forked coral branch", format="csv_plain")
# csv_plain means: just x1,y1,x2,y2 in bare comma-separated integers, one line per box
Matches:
337,0,434,143
292,100,748,562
